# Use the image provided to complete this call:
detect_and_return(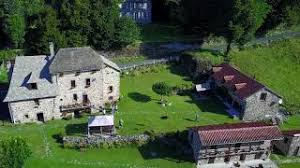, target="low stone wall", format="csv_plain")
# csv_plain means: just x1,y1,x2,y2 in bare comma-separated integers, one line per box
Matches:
63,134,150,149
